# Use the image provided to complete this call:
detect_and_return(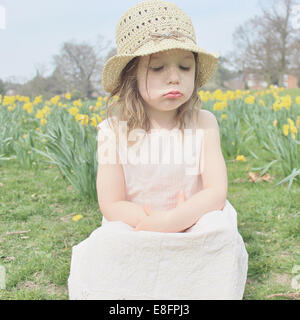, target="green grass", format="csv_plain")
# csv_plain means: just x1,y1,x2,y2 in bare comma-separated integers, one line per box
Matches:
0,160,101,300
279,88,300,99
0,154,299,300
